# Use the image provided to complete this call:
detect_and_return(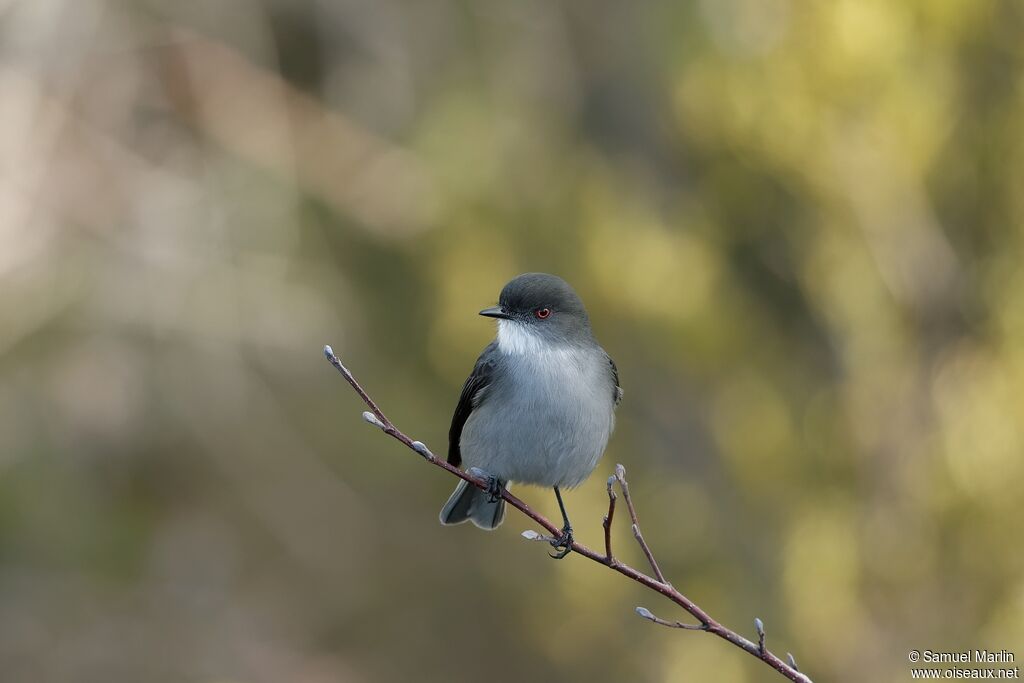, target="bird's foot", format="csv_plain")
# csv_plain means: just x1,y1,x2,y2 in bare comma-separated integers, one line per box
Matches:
468,466,505,505
485,477,504,503
467,468,504,503
548,525,573,560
